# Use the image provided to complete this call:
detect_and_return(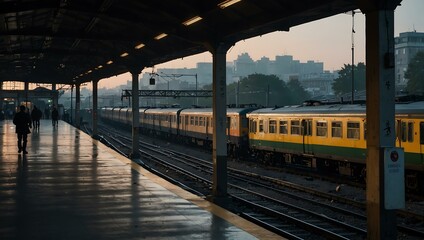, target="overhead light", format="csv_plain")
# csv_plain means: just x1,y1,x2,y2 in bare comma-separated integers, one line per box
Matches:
182,16,202,26
218,0,241,9
106,60,113,65
97,65,103,69
135,43,145,49
120,52,129,57
87,70,92,74
154,33,168,40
